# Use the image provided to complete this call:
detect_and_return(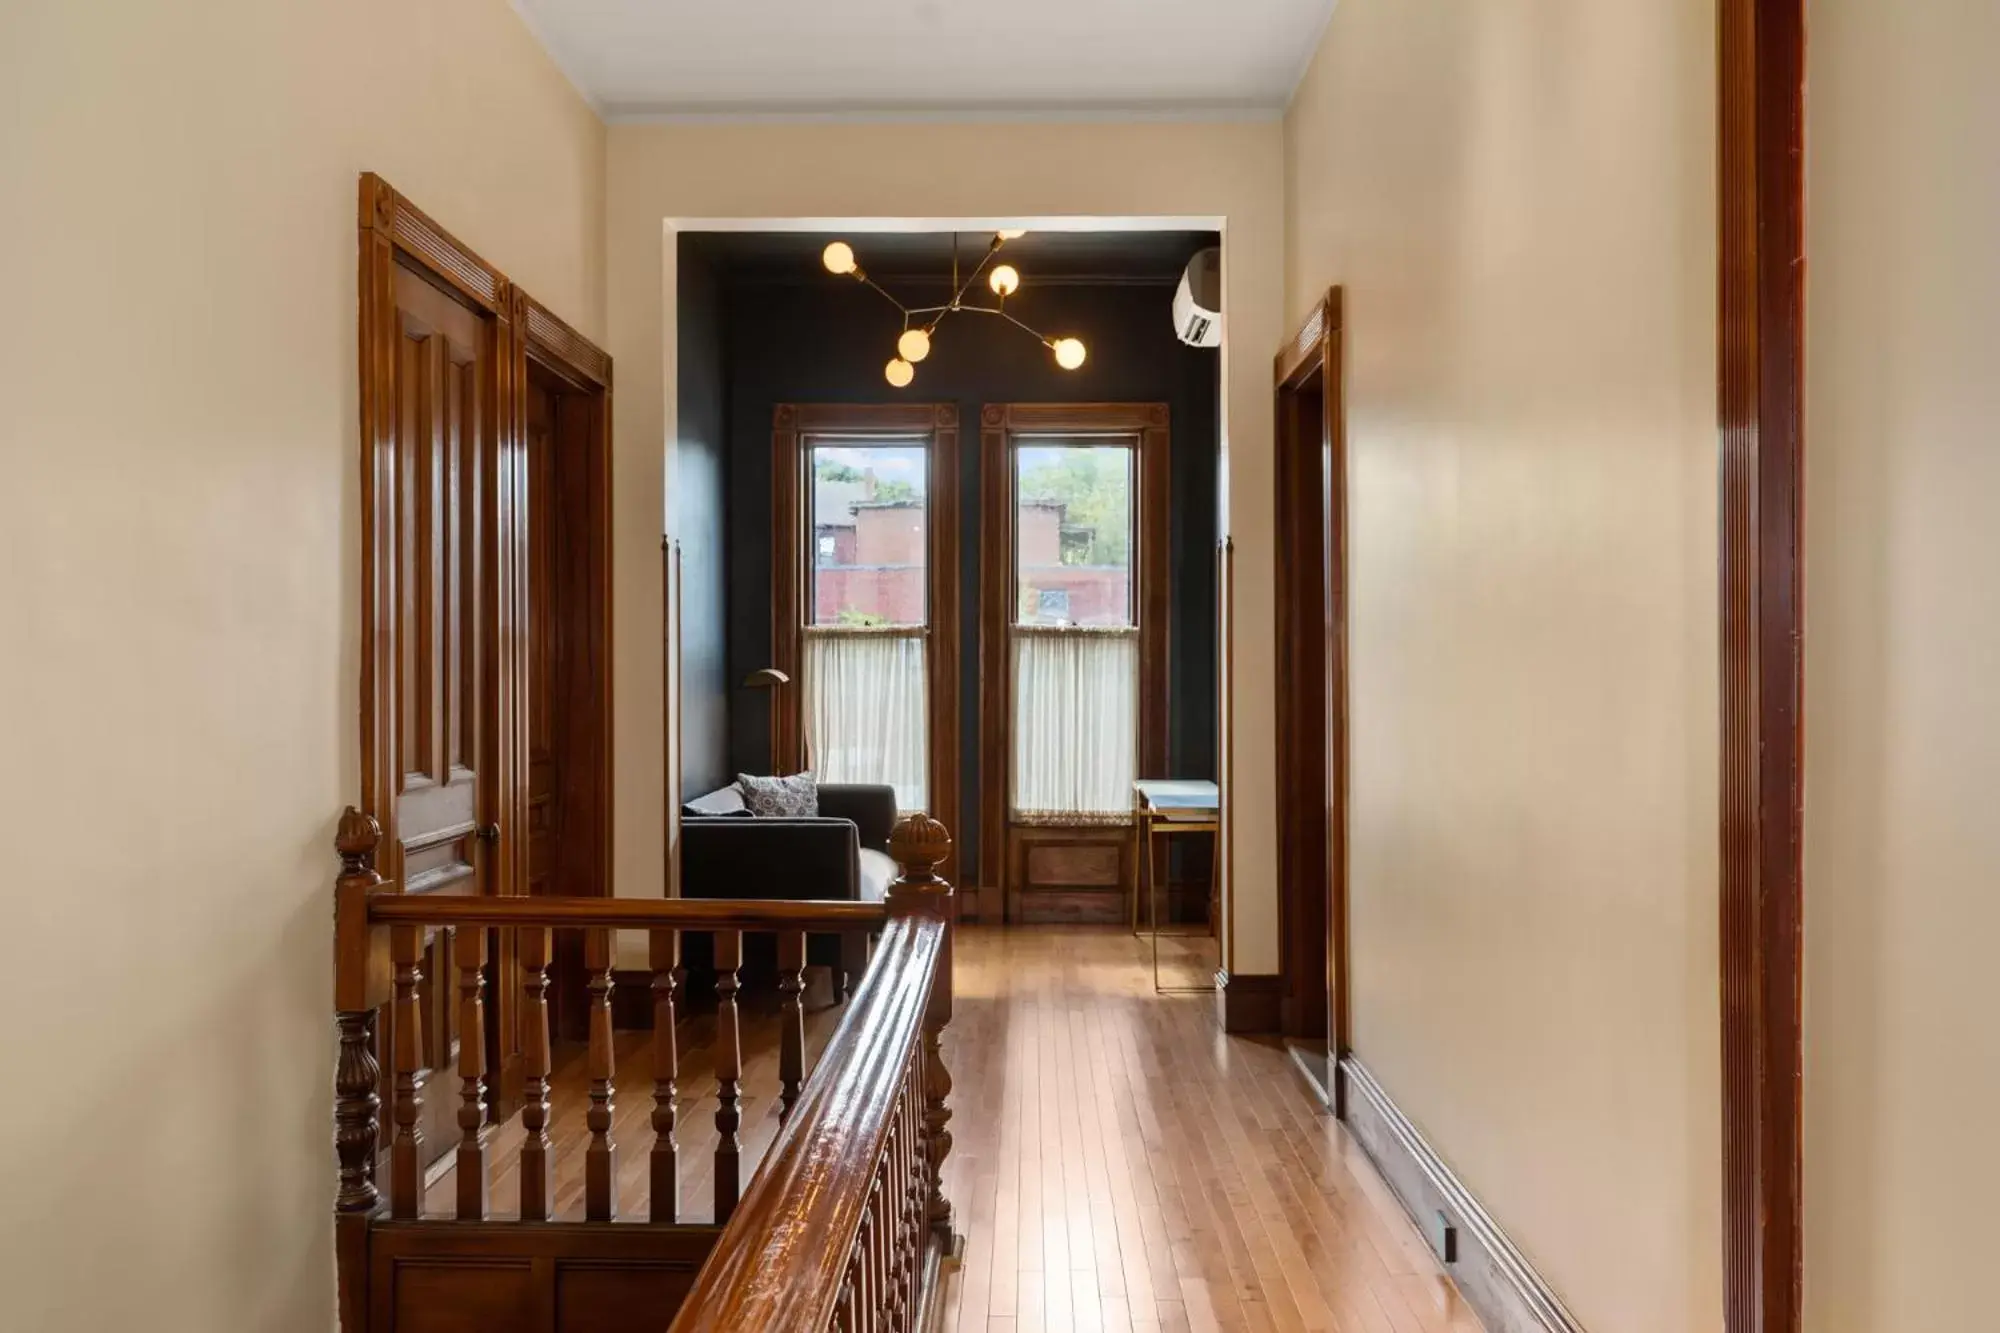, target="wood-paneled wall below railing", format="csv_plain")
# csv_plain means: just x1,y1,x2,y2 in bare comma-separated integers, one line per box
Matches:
330,807,958,1333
